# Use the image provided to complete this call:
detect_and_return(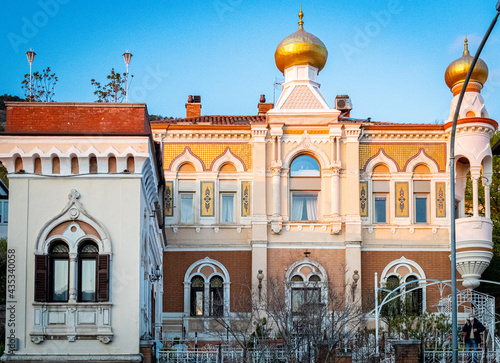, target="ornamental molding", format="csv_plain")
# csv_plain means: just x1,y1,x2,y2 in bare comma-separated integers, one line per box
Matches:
362,131,446,141
282,131,330,170
164,130,251,140
35,189,112,255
